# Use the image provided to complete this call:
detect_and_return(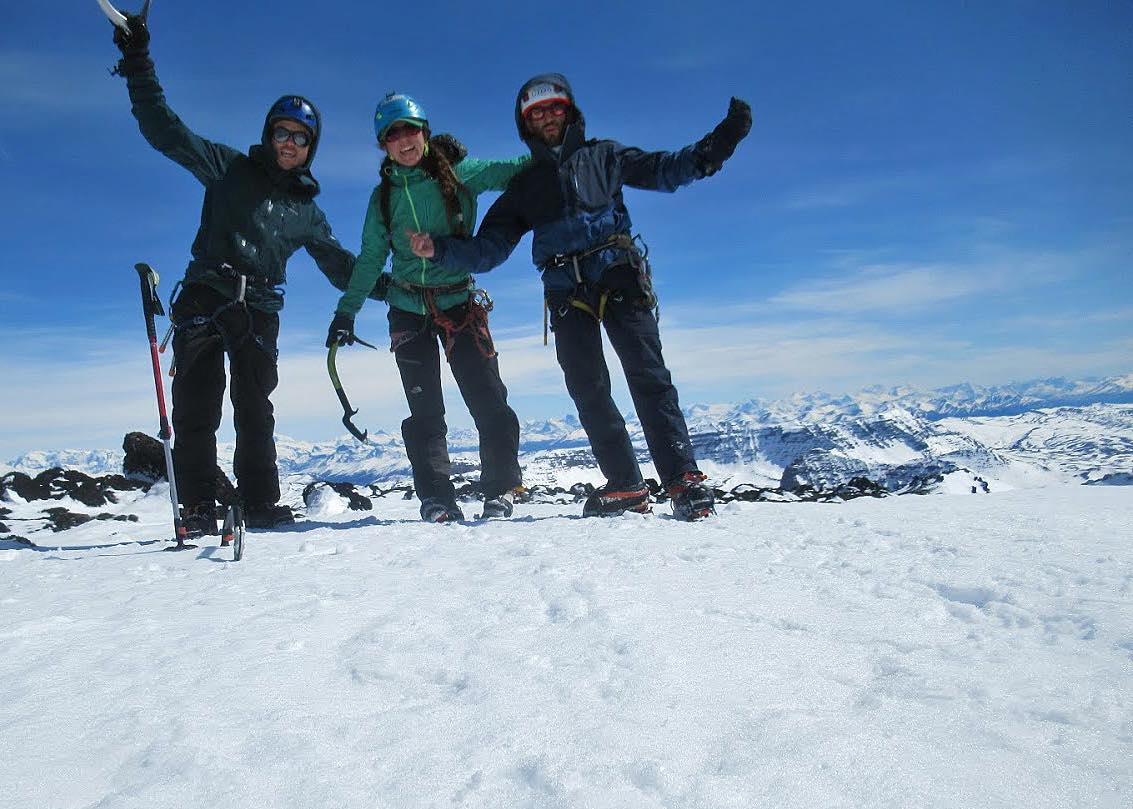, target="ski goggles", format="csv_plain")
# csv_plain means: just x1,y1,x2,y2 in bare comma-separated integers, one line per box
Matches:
525,102,569,122
271,126,312,147
382,122,425,143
